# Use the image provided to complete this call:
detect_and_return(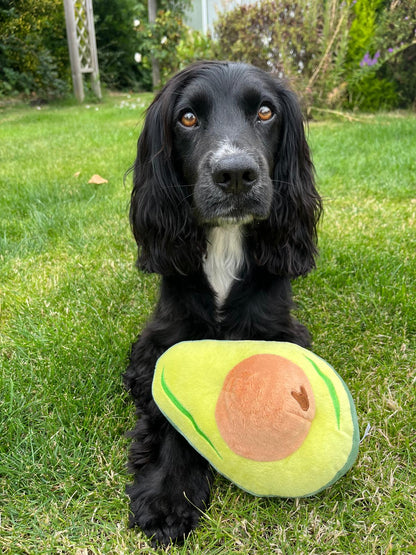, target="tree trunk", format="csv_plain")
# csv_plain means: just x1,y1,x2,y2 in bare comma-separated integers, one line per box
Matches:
148,0,161,89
